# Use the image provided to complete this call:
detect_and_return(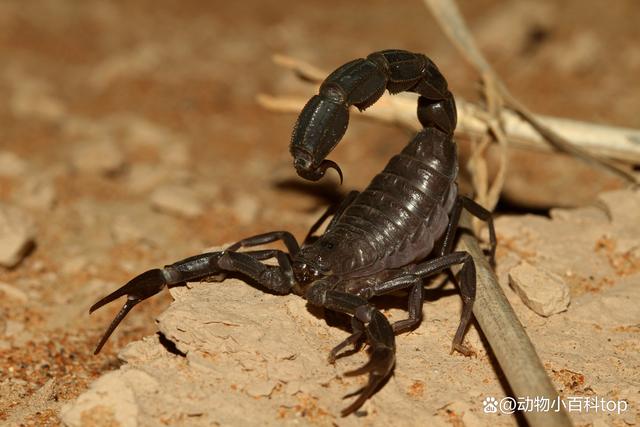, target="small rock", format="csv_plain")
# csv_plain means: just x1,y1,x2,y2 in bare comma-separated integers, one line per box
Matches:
244,380,276,398
549,32,602,74
0,151,28,176
126,164,167,193
16,175,57,210
110,216,146,243
509,261,571,316
159,142,190,167
10,82,66,121
150,185,204,218
0,281,28,302
474,1,556,57
118,116,169,149
4,320,25,336
71,139,125,176
61,257,89,276
0,204,35,268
